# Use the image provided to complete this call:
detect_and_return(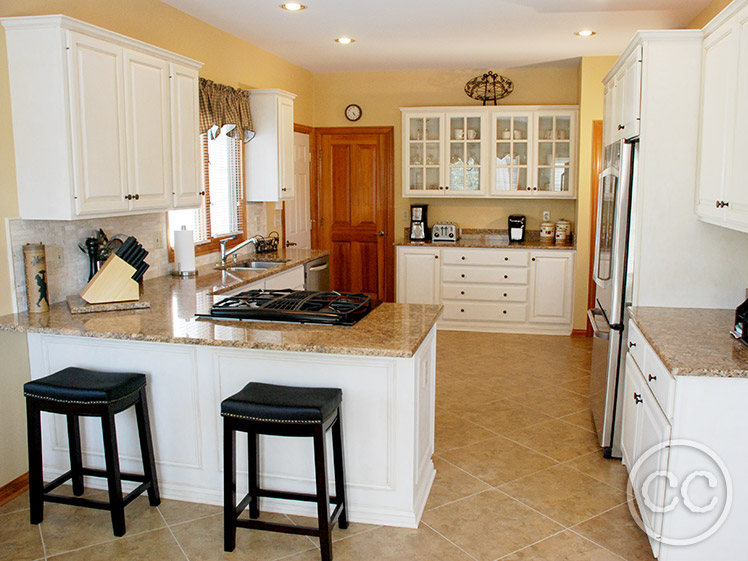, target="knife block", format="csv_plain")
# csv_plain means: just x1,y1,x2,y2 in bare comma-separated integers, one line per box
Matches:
80,254,139,304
